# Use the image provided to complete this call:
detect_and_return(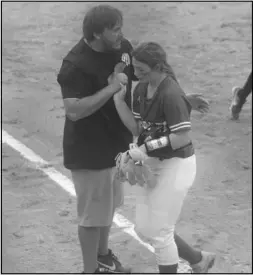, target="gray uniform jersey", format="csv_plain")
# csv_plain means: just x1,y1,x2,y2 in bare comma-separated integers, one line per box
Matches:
132,76,194,159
